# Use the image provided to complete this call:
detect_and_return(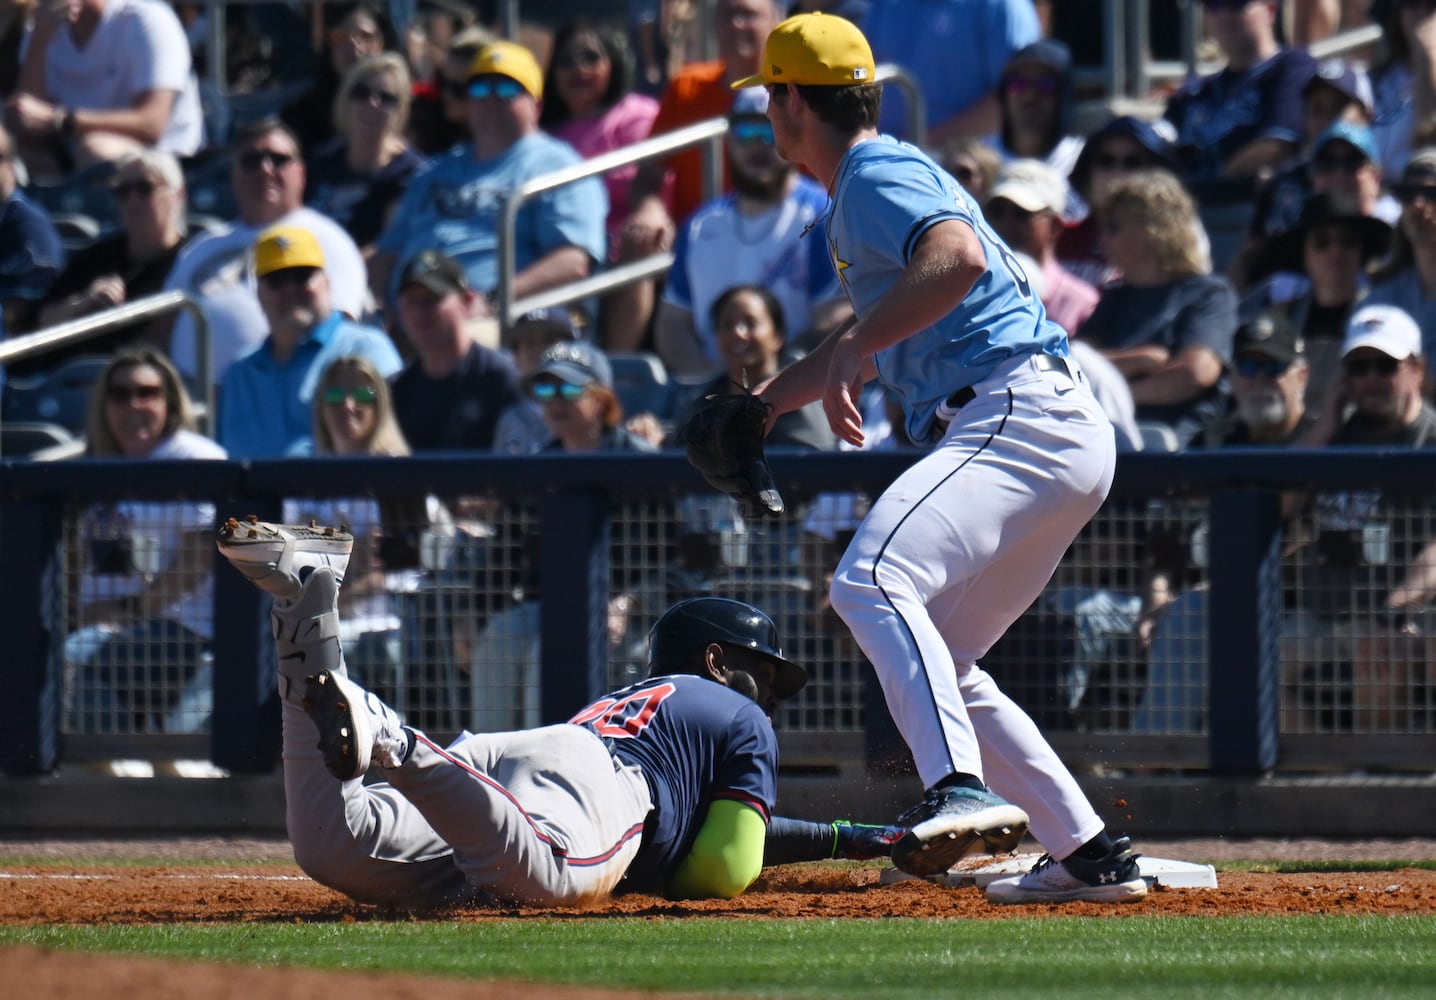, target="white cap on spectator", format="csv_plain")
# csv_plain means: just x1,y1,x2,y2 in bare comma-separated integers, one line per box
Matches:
987,158,1068,215
1342,304,1423,360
